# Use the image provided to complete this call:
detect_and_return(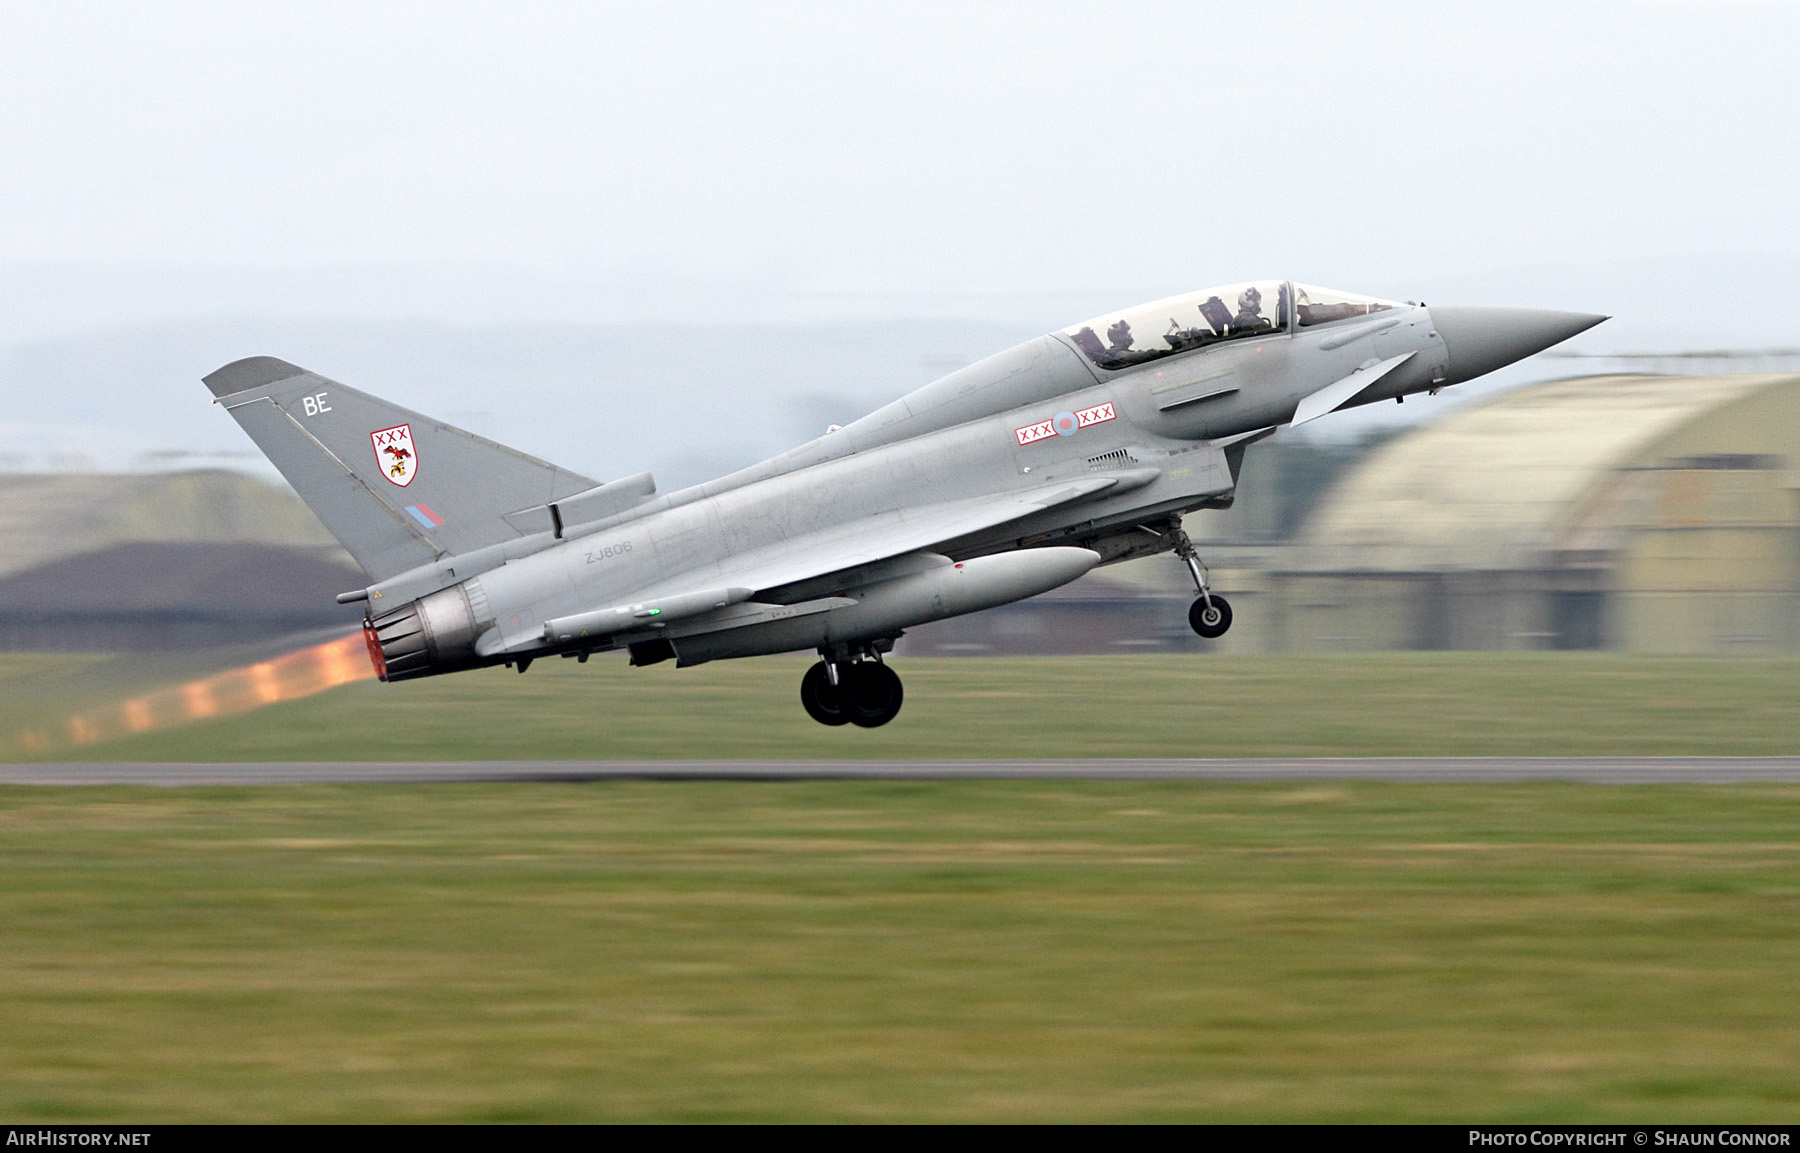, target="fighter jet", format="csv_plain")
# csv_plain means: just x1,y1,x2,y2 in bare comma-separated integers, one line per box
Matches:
203,282,1603,727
